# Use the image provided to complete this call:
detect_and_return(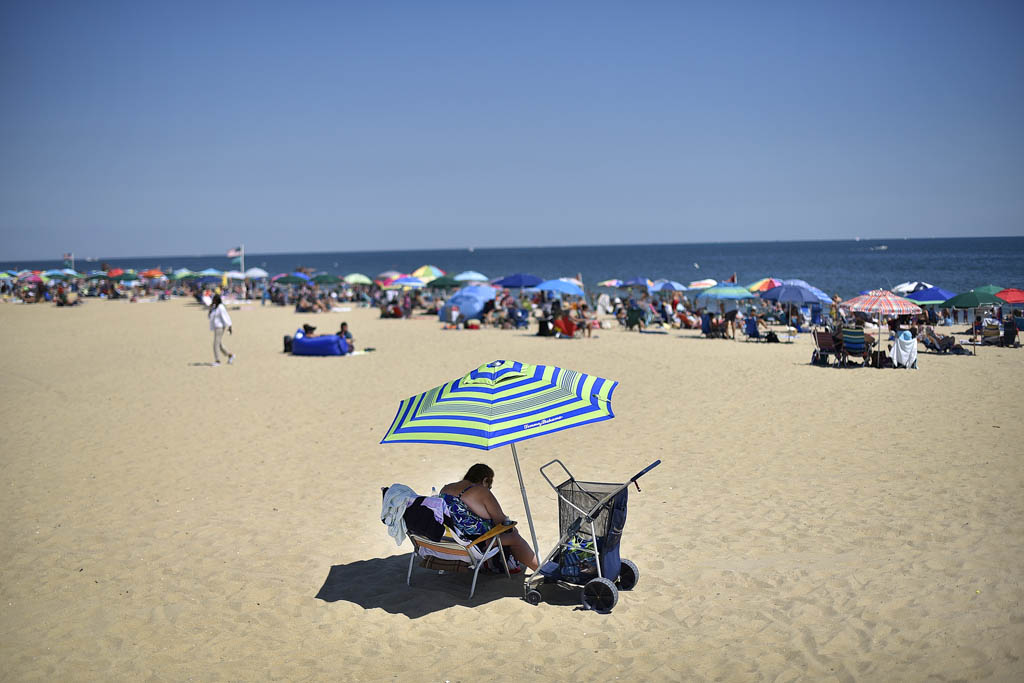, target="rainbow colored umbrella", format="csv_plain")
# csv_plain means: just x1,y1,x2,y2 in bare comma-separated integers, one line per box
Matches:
597,279,623,287
412,265,445,279
746,277,783,292
381,359,618,558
